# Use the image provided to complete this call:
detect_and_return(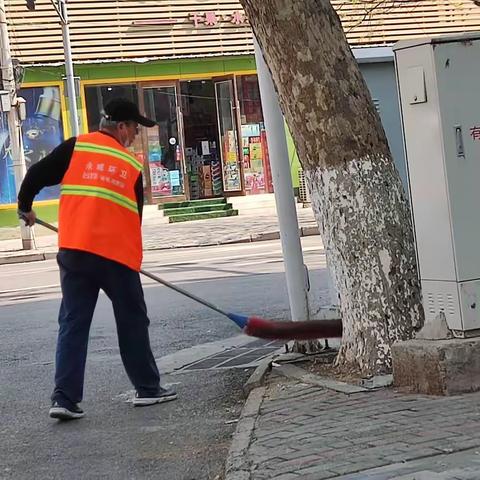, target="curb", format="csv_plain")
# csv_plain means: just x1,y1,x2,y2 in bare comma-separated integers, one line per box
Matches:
243,357,272,397
301,226,319,237
0,250,56,265
274,363,369,394
0,227,320,266
224,386,266,480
